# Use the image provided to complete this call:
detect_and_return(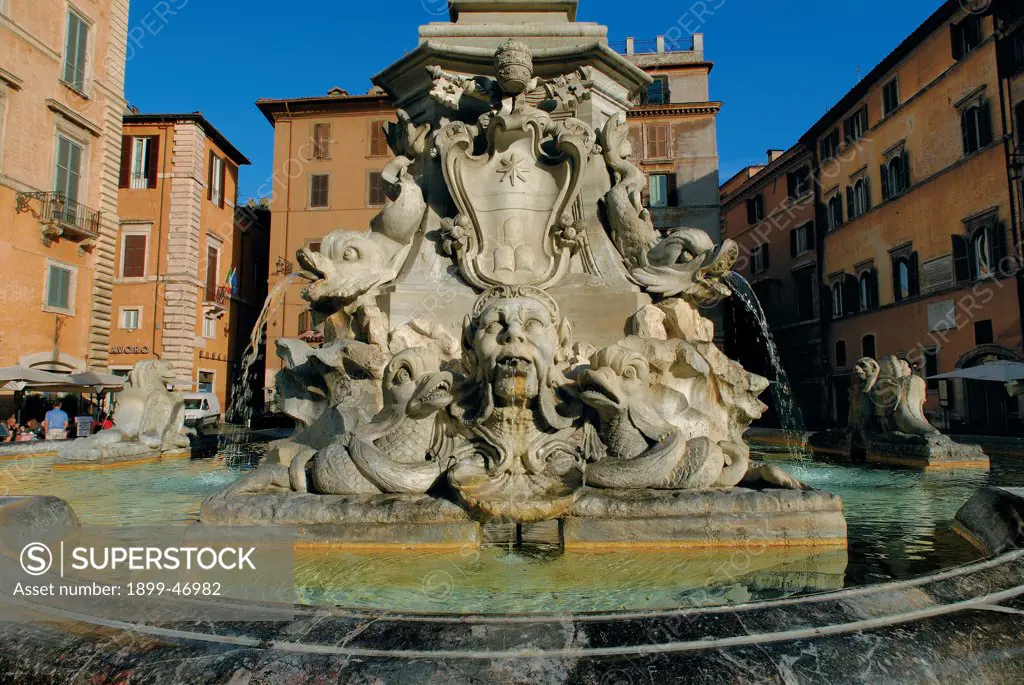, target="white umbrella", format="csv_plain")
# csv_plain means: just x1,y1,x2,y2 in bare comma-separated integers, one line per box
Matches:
66,371,127,391
928,360,1024,383
0,366,70,385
